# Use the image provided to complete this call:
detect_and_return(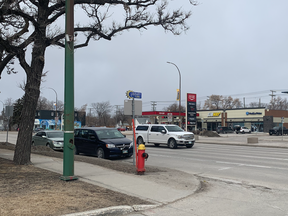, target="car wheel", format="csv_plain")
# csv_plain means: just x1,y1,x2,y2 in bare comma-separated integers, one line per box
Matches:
137,137,144,145
74,146,79,155
46,143,51,148
154,144,160,147
168,139,177,149
186,144,193,148
97,147,105,159
236,132,239,134
269,132,273,135
242,131,245,134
